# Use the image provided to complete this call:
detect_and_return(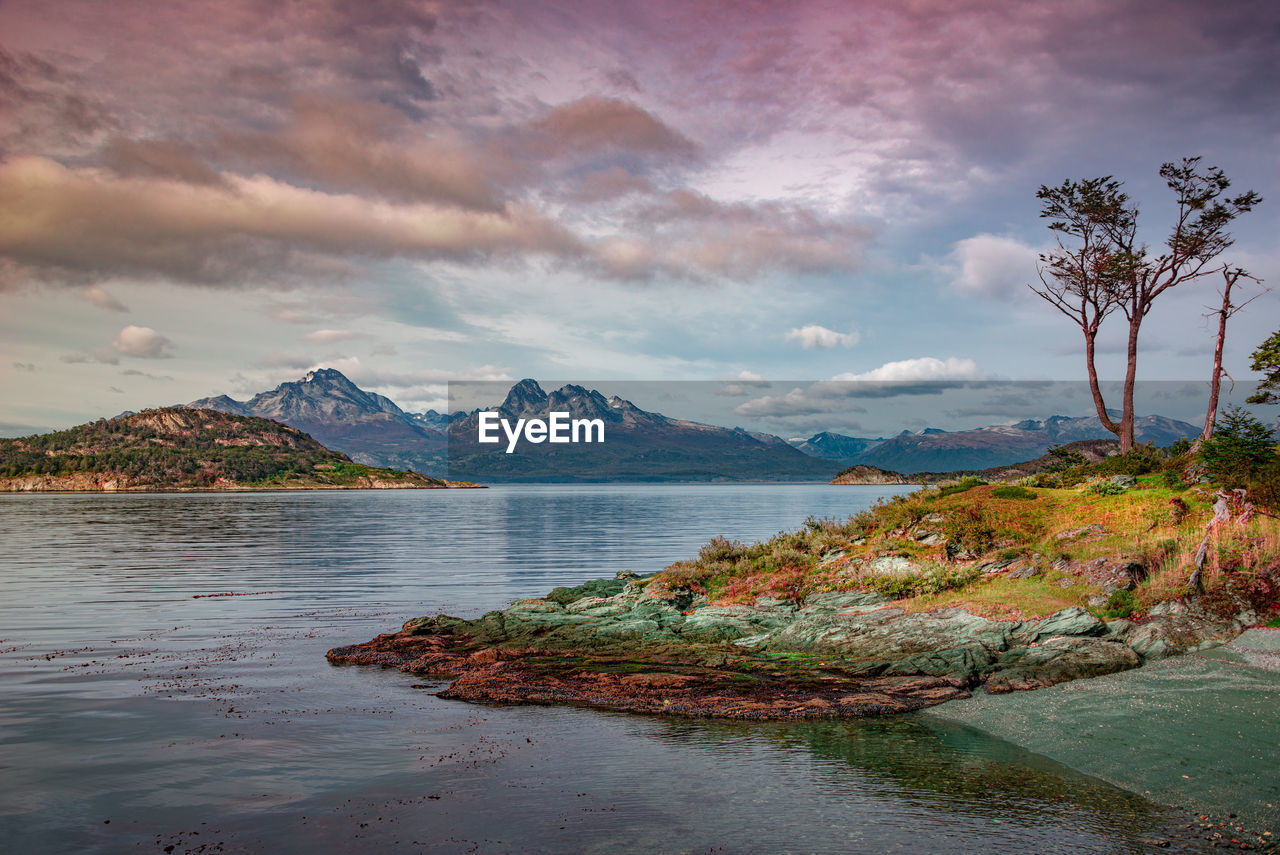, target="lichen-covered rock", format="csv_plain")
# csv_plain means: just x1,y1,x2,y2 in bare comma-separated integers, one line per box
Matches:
331,573,1251,721
1054,524,1105,541
866,556,920,576
546,577,627,606
984,636,1141,693
1080,558,1147,594
758,607,1013,669
1125,606,1239,659
1022,607,1107,642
